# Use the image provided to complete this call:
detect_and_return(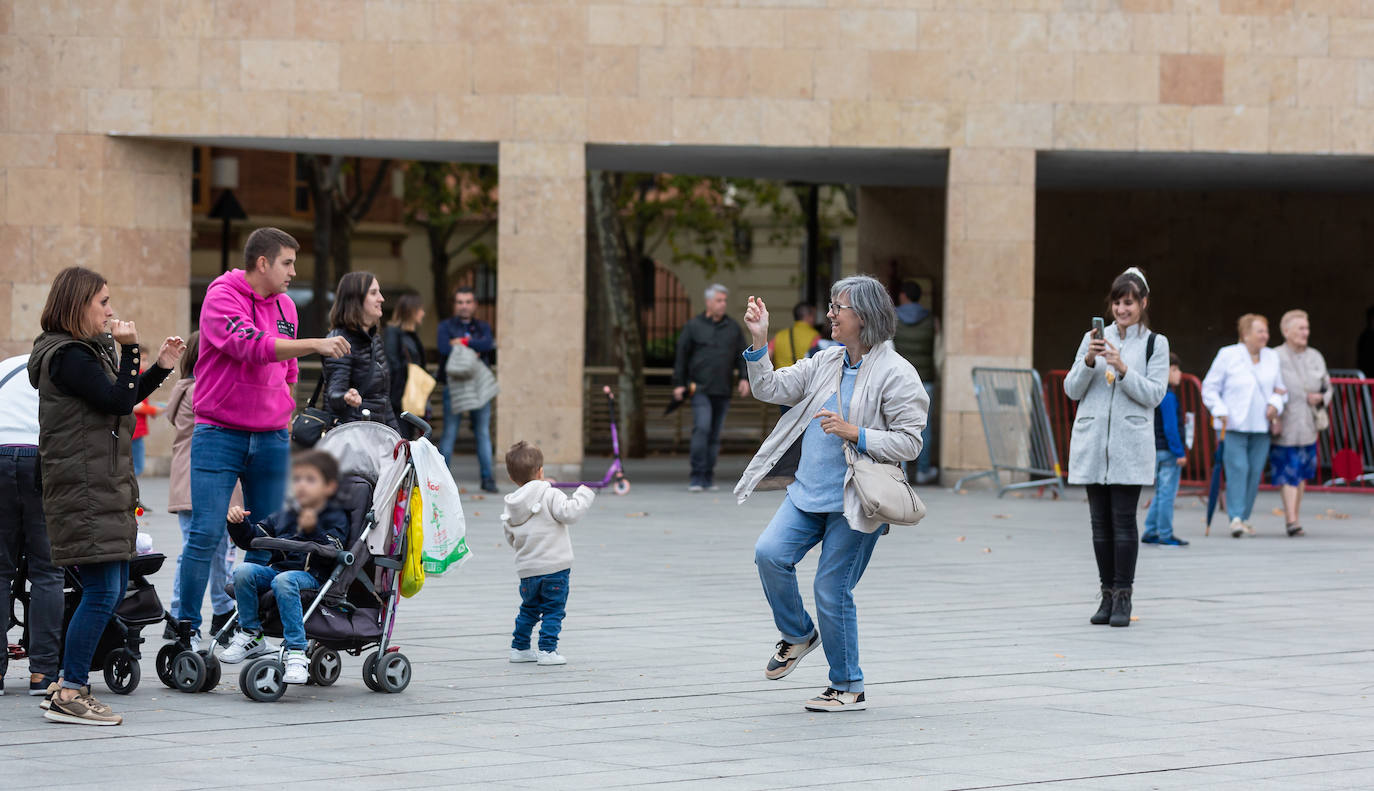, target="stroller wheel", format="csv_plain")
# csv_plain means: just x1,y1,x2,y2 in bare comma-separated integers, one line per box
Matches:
362,651,384,692
240,656,287,702
199,651,222,692
103,648,141,695
171,649,207,693
155,643,179,688
309,648,342,687
613,478,631,496
377,652,412,694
